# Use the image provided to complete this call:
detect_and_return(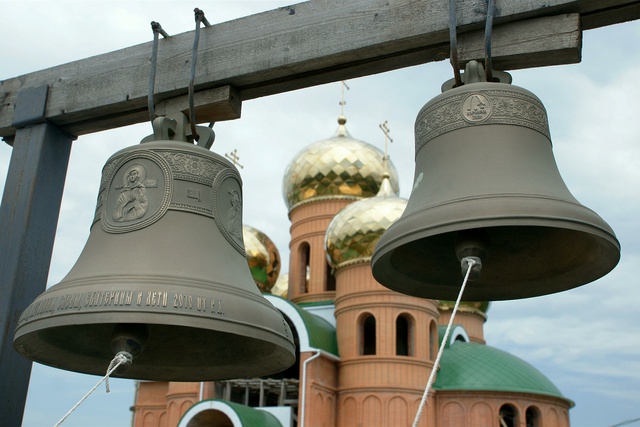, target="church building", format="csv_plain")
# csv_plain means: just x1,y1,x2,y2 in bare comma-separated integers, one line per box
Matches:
130,112,573,427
